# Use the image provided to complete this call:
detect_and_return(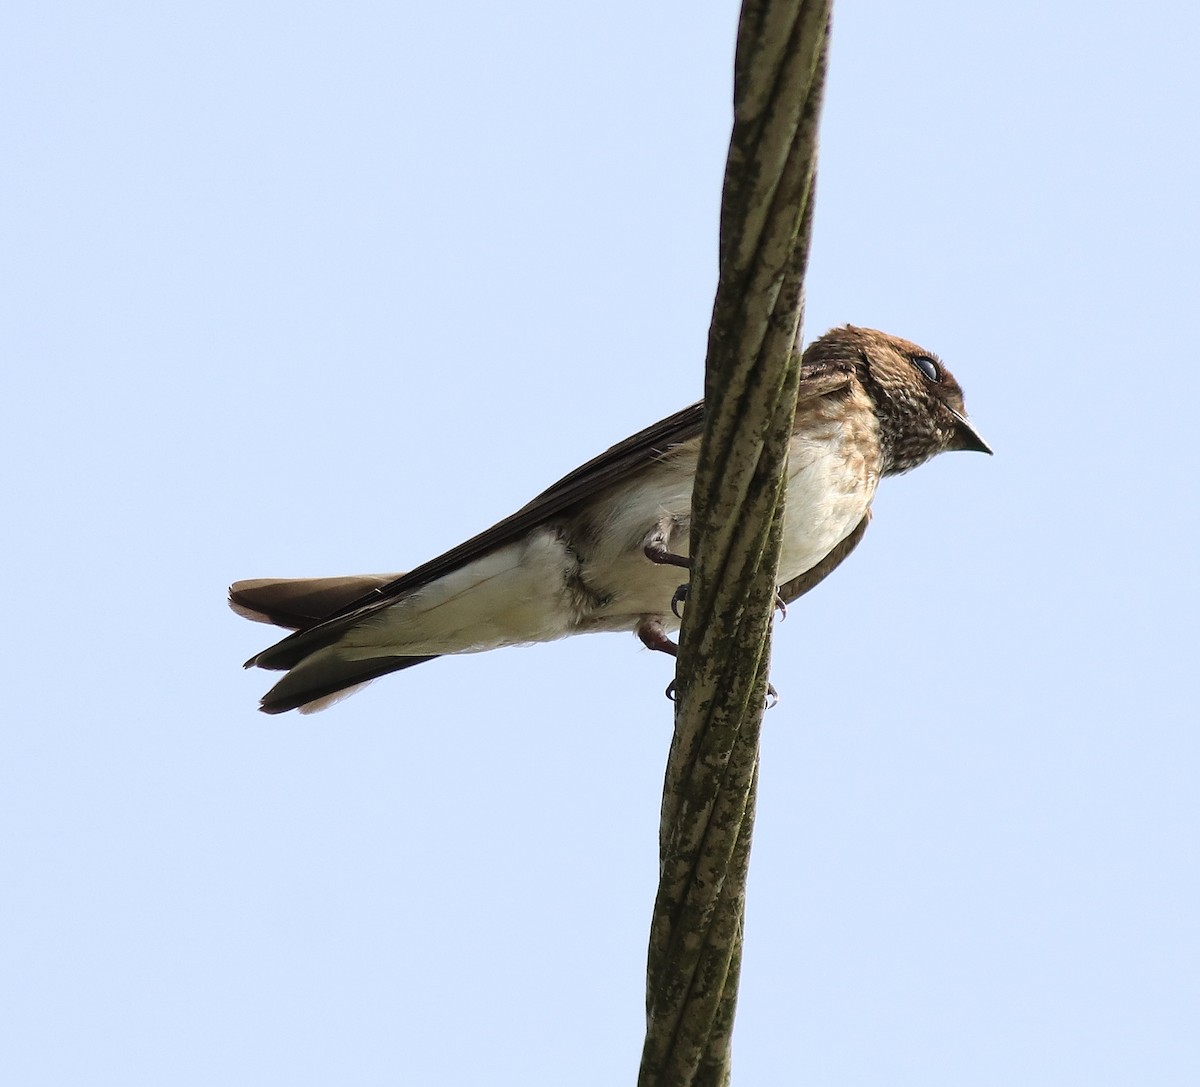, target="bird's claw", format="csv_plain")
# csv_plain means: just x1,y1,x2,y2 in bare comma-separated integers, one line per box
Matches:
671,584,688,618
774,591,787,621
664,678,776,706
